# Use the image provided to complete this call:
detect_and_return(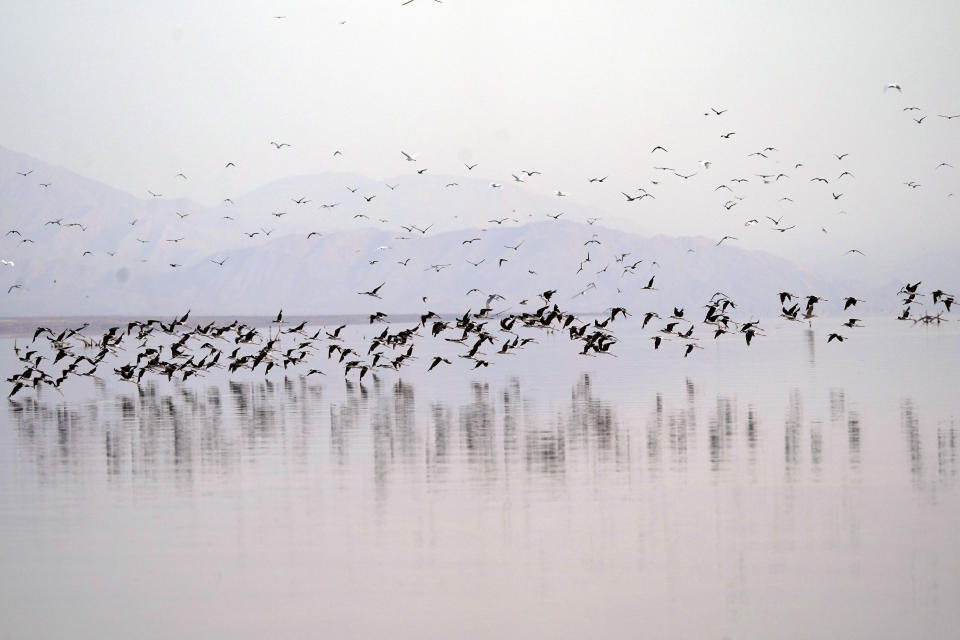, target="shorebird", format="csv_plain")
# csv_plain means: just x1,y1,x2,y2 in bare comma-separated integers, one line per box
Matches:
359,283,386,299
